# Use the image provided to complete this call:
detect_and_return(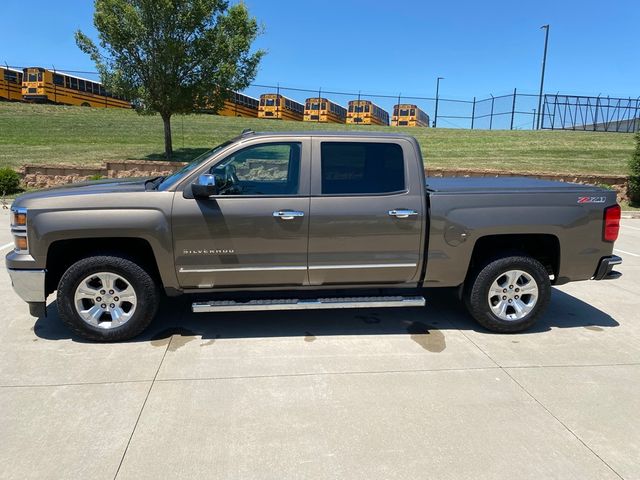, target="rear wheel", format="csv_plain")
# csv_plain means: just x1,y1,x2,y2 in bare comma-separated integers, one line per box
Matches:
464,256,551,333
57,256,160,342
